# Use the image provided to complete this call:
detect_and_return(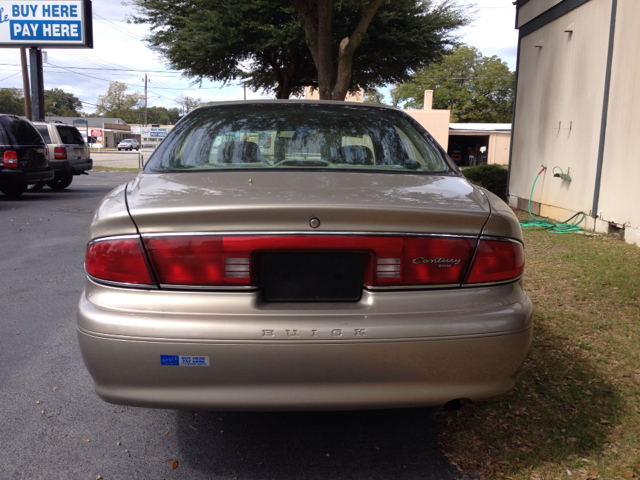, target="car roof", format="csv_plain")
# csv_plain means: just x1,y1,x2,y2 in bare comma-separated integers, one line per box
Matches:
32,121,75,128
196,99,401,112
